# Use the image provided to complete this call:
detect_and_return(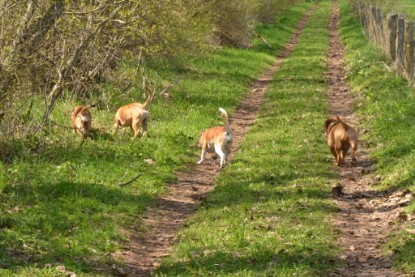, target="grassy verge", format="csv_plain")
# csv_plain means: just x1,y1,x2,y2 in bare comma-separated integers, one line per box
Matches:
339,0,415,274
156,1,341,276
0,2,314,276
395,0,415,20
